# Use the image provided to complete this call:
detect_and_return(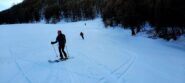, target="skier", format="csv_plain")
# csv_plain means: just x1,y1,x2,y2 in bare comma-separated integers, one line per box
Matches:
51,30,68,60
84,23,86,26
80,32,84,40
